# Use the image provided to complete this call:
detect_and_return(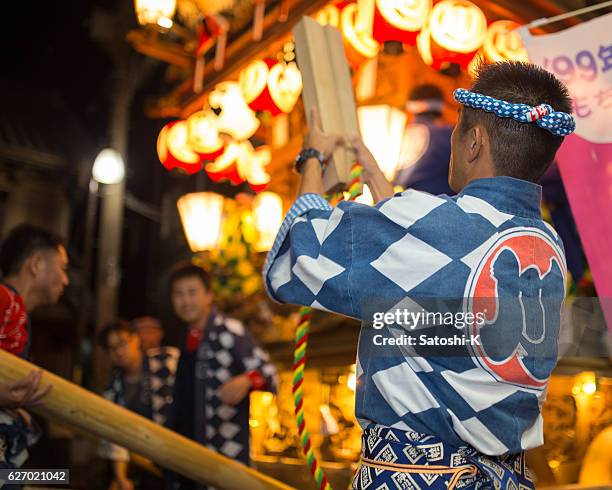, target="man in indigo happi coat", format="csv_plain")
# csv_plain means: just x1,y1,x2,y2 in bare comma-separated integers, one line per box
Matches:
166,263,278,490
264,62,576,489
